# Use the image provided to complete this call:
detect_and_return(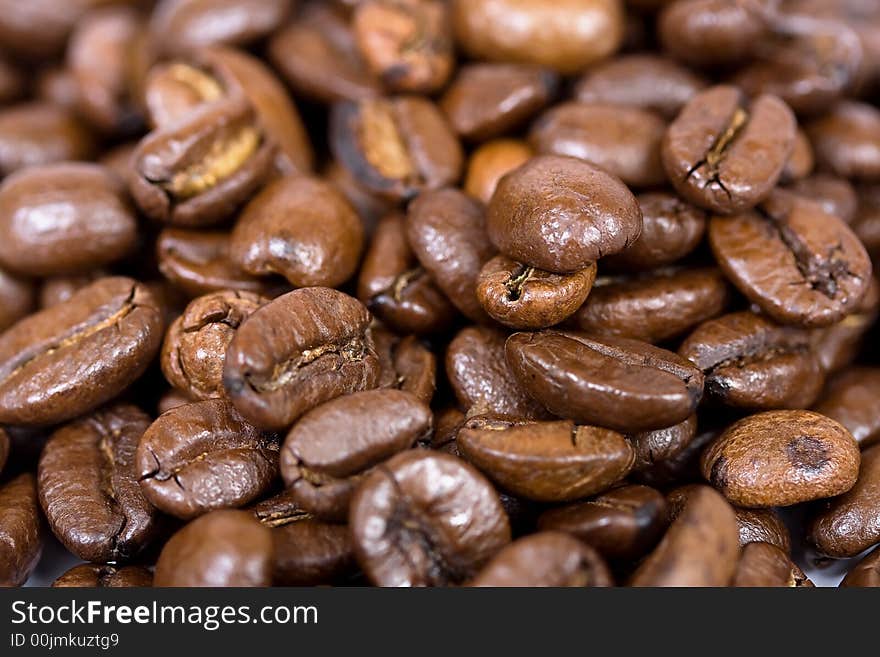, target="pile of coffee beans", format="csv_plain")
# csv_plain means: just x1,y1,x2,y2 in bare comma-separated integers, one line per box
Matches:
1,0,879,588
